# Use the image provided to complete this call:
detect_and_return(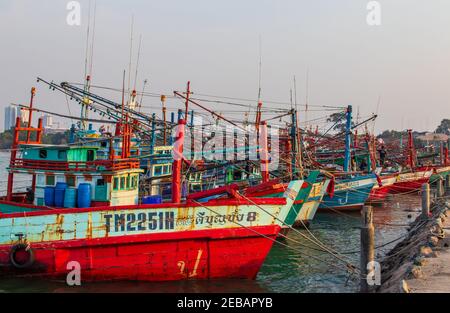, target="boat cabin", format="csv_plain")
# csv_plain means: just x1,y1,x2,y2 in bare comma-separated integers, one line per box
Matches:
5,144,143,209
